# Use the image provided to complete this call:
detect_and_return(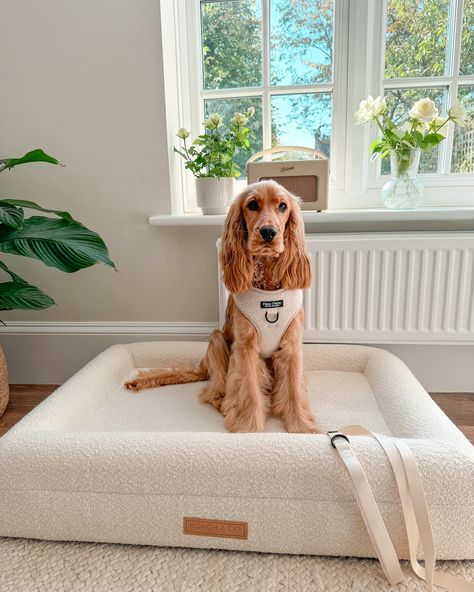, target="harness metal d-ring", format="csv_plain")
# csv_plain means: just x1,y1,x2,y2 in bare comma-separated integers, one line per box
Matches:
265,311,279,324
